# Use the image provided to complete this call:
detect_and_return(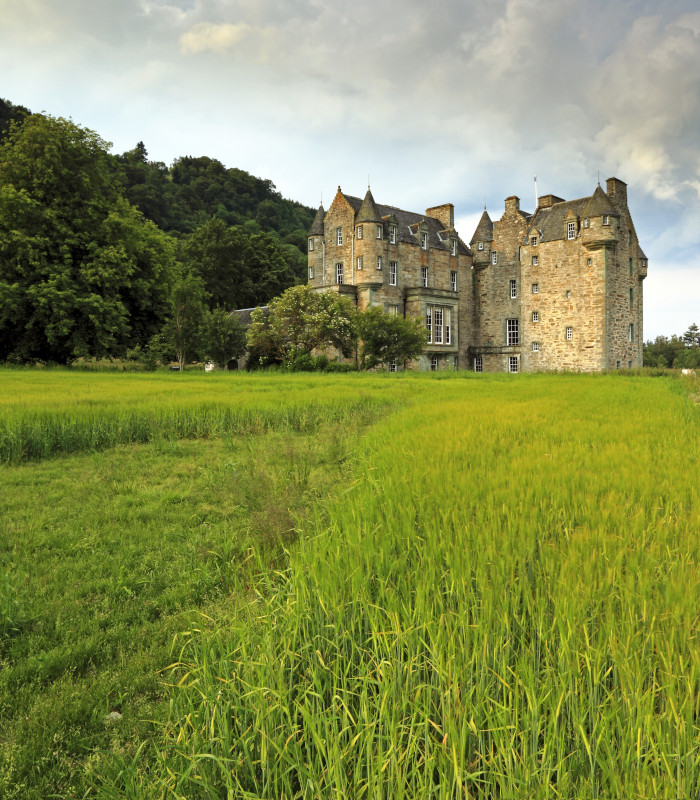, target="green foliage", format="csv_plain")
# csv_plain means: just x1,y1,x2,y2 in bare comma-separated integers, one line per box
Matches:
0,114,176,362
157,270,208,371
199,307,247,368
644,323,700,368
0,97,29,142
246,284,358,366
357,304,428,370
